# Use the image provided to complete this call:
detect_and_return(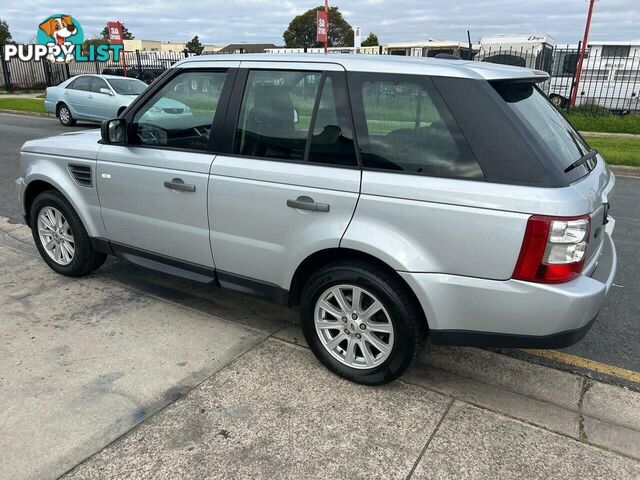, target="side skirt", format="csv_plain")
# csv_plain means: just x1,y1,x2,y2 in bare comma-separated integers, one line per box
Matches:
90,238,291,306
